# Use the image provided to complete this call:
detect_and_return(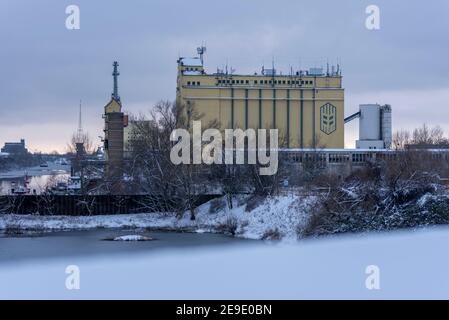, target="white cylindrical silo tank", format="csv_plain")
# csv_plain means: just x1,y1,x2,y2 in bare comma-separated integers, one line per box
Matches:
359,104,381,140
381,104,392,149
